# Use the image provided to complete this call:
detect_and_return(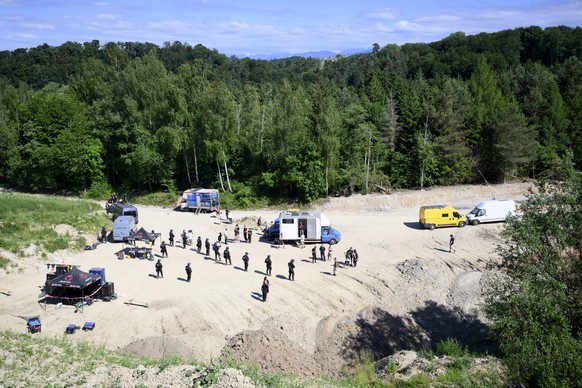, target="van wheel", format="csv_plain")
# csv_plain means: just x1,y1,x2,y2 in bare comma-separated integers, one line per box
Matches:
329,239,337,245
458,221,466,227
429,224,436,230
472,220,480,226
